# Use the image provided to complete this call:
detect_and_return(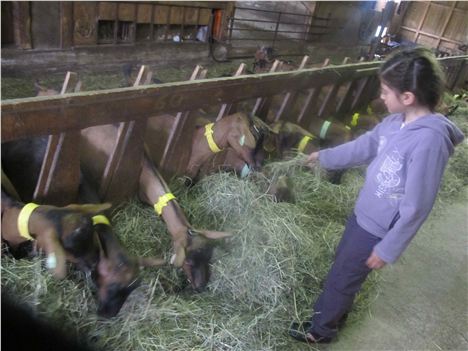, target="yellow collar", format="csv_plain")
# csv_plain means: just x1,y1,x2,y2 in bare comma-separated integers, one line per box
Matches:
17,203,40,241
92,215,110,226
154,193,176,216
204,123,222,153
297,135,313,153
